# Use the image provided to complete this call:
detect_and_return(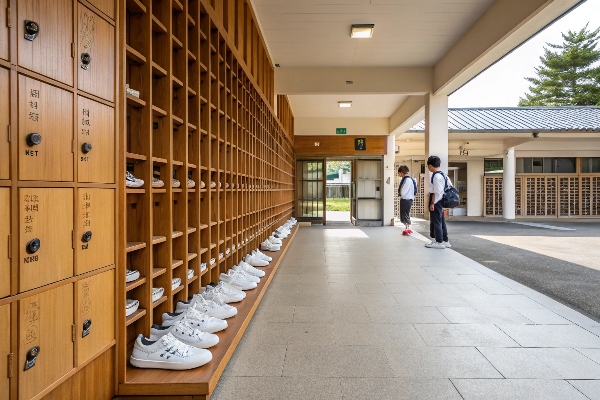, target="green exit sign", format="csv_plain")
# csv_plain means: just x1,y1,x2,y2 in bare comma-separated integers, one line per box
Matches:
336,128,346,135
